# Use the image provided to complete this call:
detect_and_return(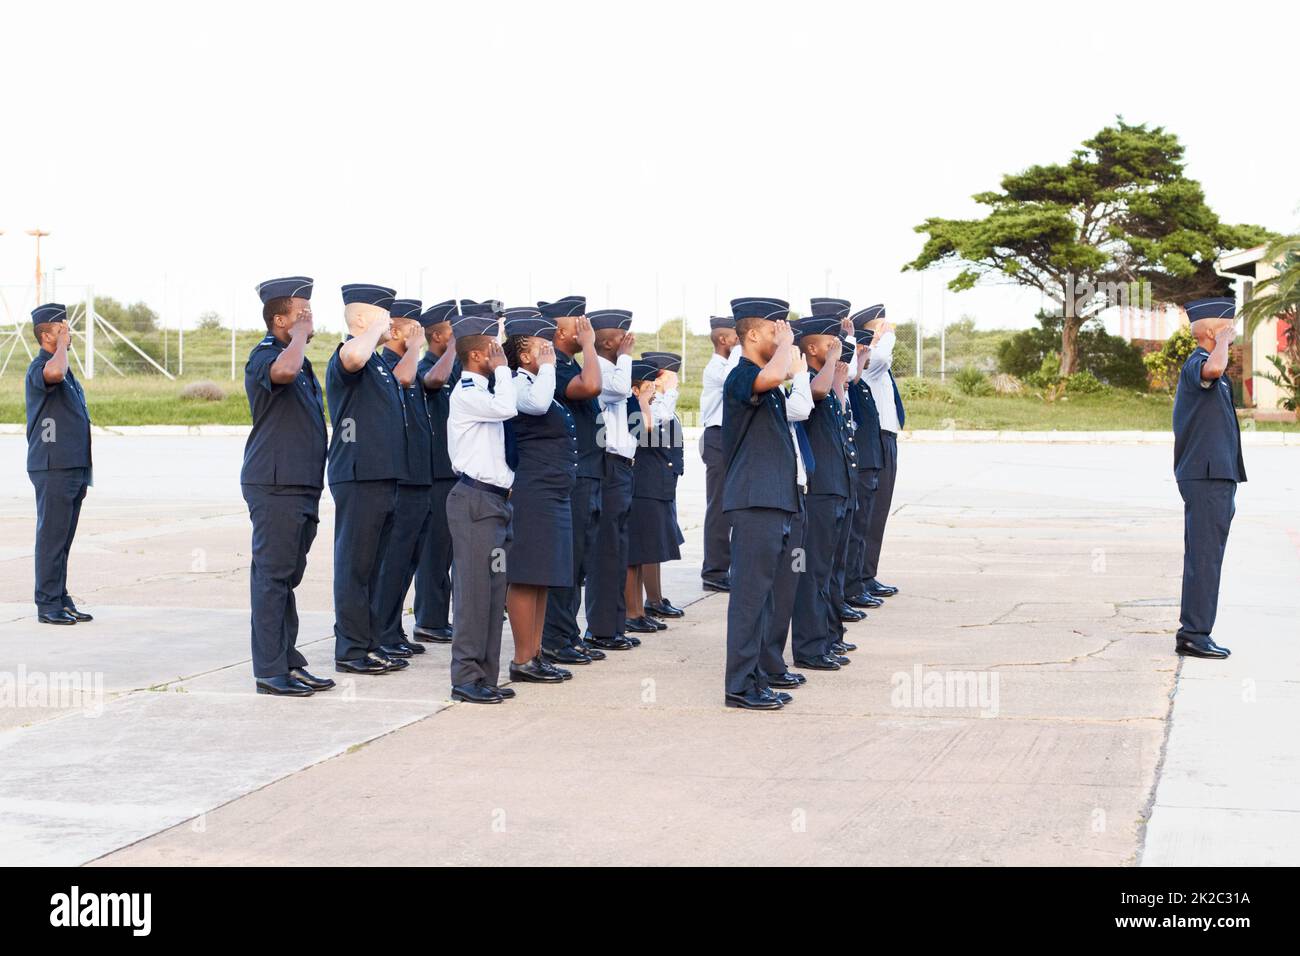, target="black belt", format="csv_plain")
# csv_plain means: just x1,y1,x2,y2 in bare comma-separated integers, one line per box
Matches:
606,454,635,468
458,475,510,498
